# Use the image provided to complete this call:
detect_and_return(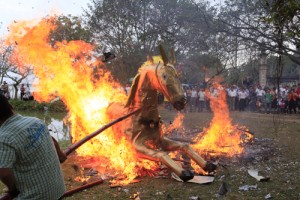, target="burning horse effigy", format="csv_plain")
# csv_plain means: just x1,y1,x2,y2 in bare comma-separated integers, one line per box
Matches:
109,46,217,182
2,16,257,199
